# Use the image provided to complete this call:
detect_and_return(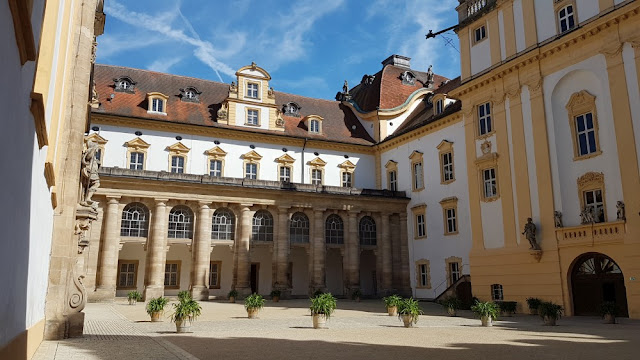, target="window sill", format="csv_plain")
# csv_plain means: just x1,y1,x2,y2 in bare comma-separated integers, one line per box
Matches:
444,231,459,236
476,130,495,140
147,110,167,116
244,123,261,127
573,150,602,161
415,285,432,289
414,236,428,240
441,179,455,185
412,187,425,192
480,195,500,203
209,286,221,290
